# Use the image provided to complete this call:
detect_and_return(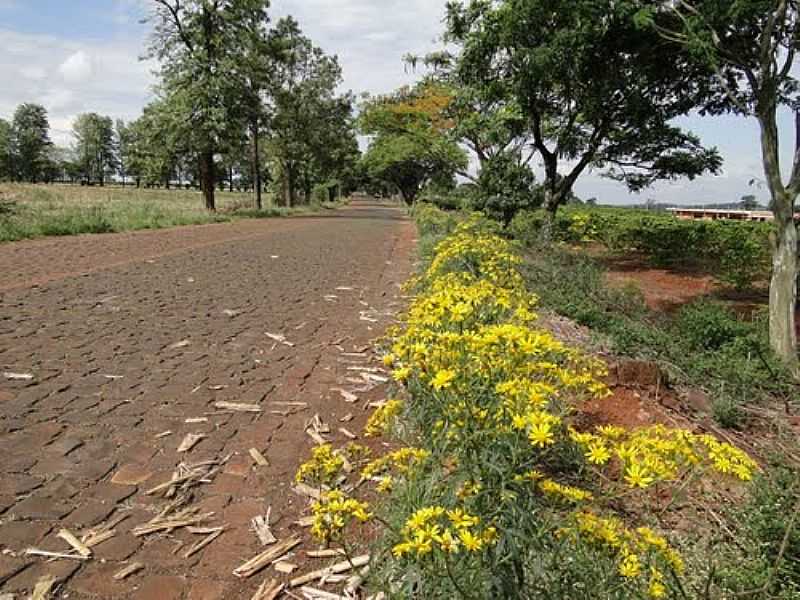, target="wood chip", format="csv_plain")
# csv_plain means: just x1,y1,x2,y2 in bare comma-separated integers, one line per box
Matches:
290,555,370,587
299,586,347,599
214,401,262,413
294,516,314,527
234,537,302,578
132,509,215,537
183,527,225,558
252,511,277,546
305,429,327,445
57,529,92,558
155,430,173,439
250,448,269,467
185,417,209,424
293,483,322,500
274,561,297,574
82,529,115,548
251,579,285,600
169,339,191,349
3,372,33,381
361,373,388,384
306,549,345,559
332,389,358,403
339,414,354,423
113,562,143,580
338,428,357,440
25,549,87,561
177,433,206,453
30,574,57,600
265,332,295,347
